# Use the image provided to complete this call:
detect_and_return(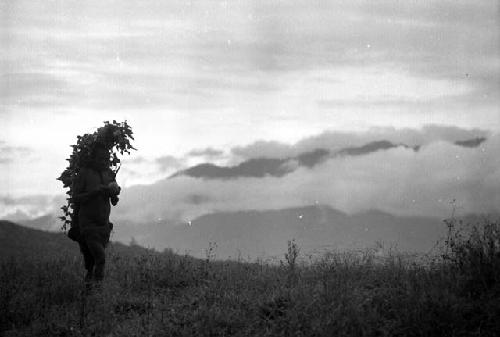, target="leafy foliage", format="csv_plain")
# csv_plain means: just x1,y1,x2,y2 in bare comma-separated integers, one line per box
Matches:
57,120,136,231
